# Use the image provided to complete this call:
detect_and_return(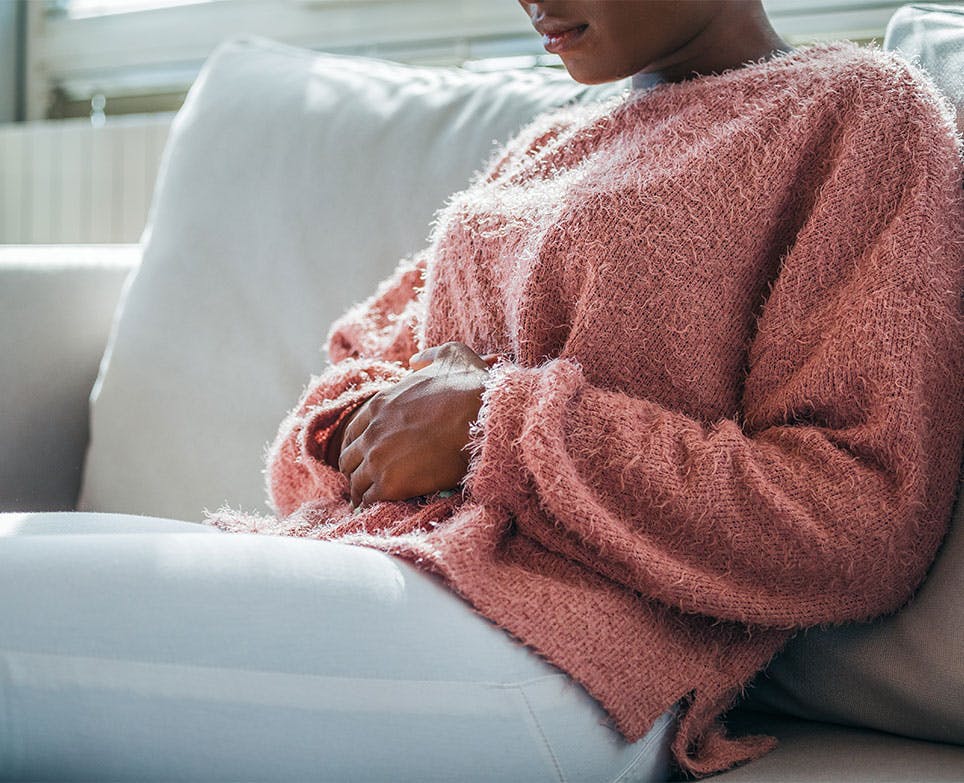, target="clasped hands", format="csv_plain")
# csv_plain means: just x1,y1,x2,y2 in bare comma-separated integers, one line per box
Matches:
329,342,500,509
